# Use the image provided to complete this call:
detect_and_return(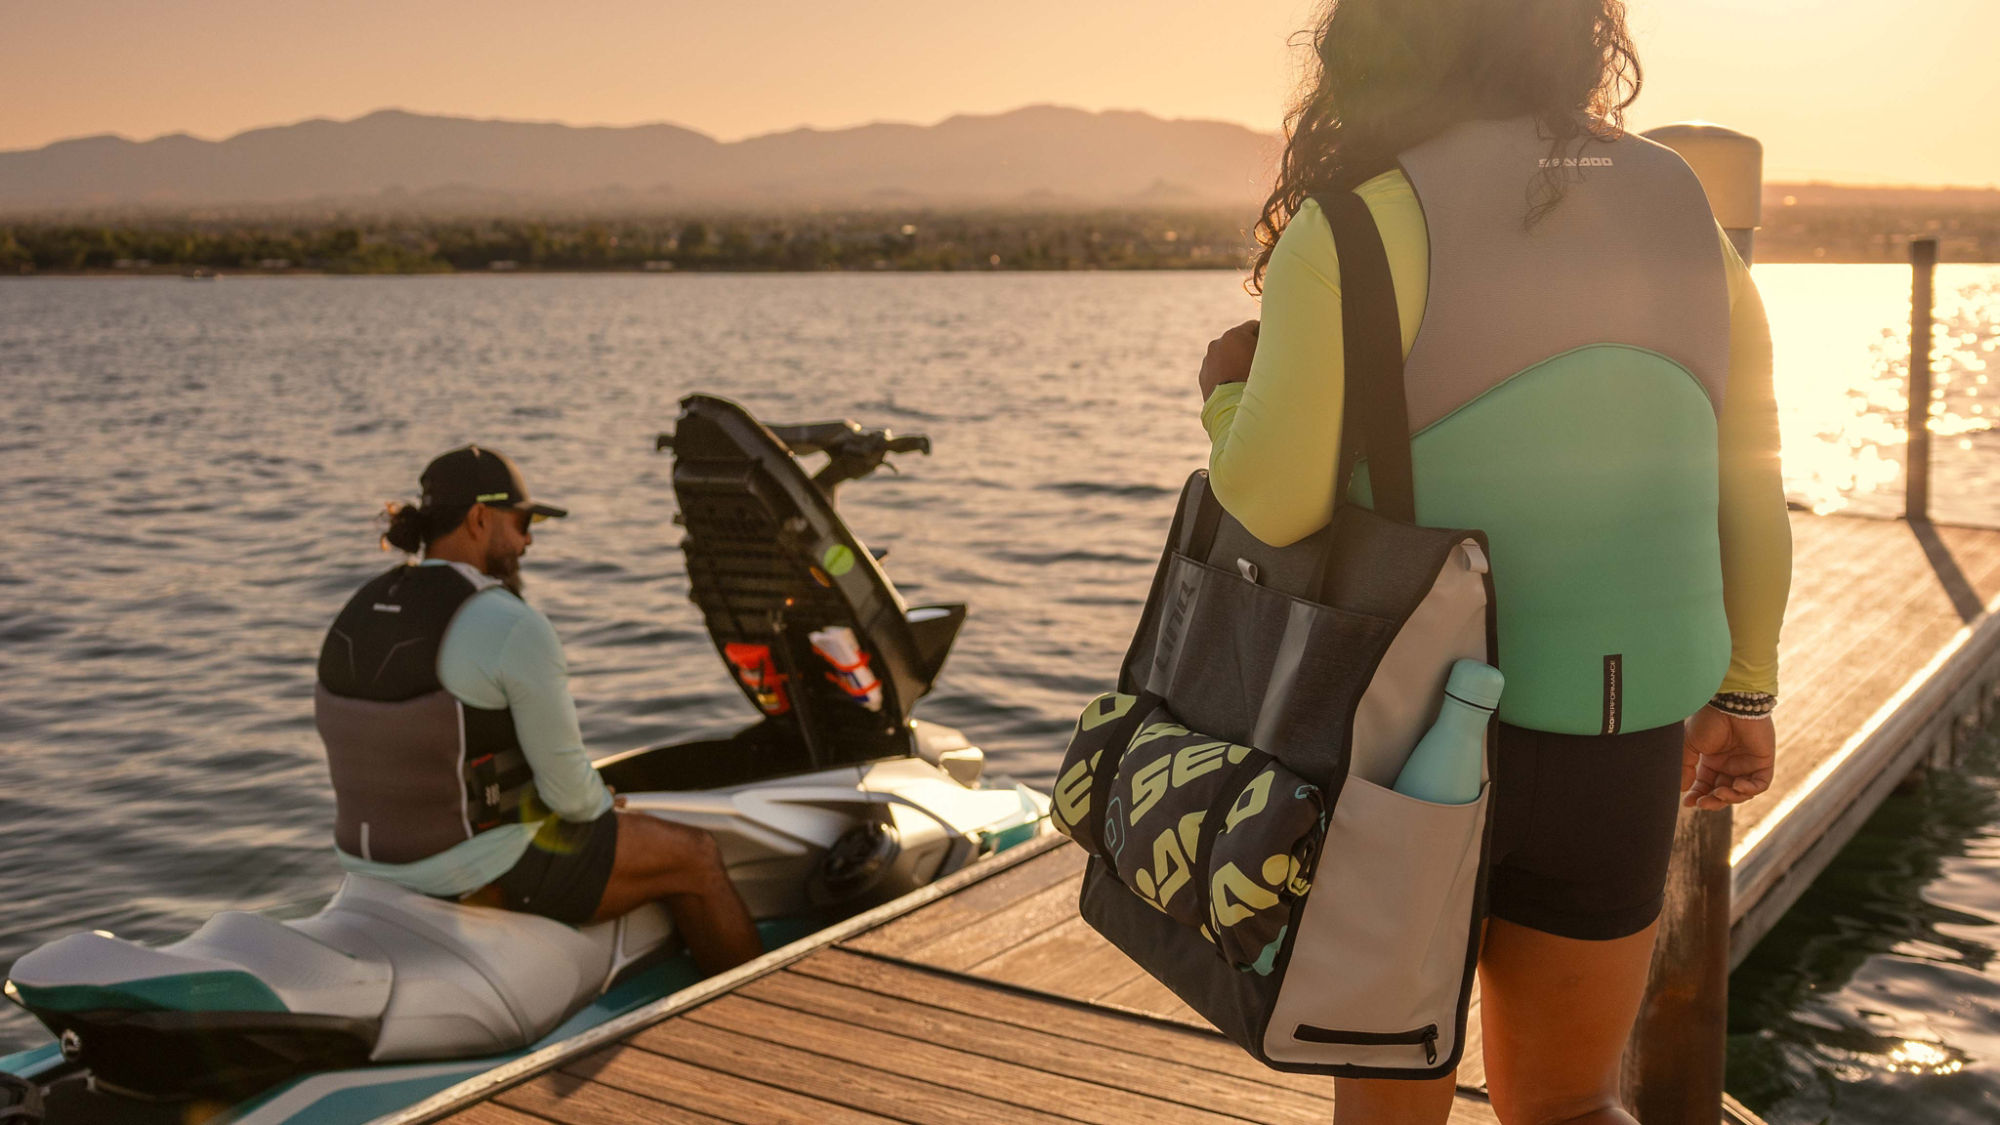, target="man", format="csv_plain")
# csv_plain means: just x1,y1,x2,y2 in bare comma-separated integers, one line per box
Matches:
314,444,761,973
